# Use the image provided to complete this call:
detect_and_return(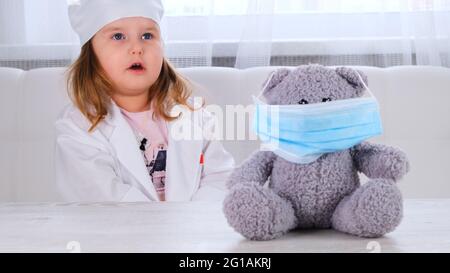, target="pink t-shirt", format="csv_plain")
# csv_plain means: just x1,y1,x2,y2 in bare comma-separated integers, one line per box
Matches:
120,106,168,201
